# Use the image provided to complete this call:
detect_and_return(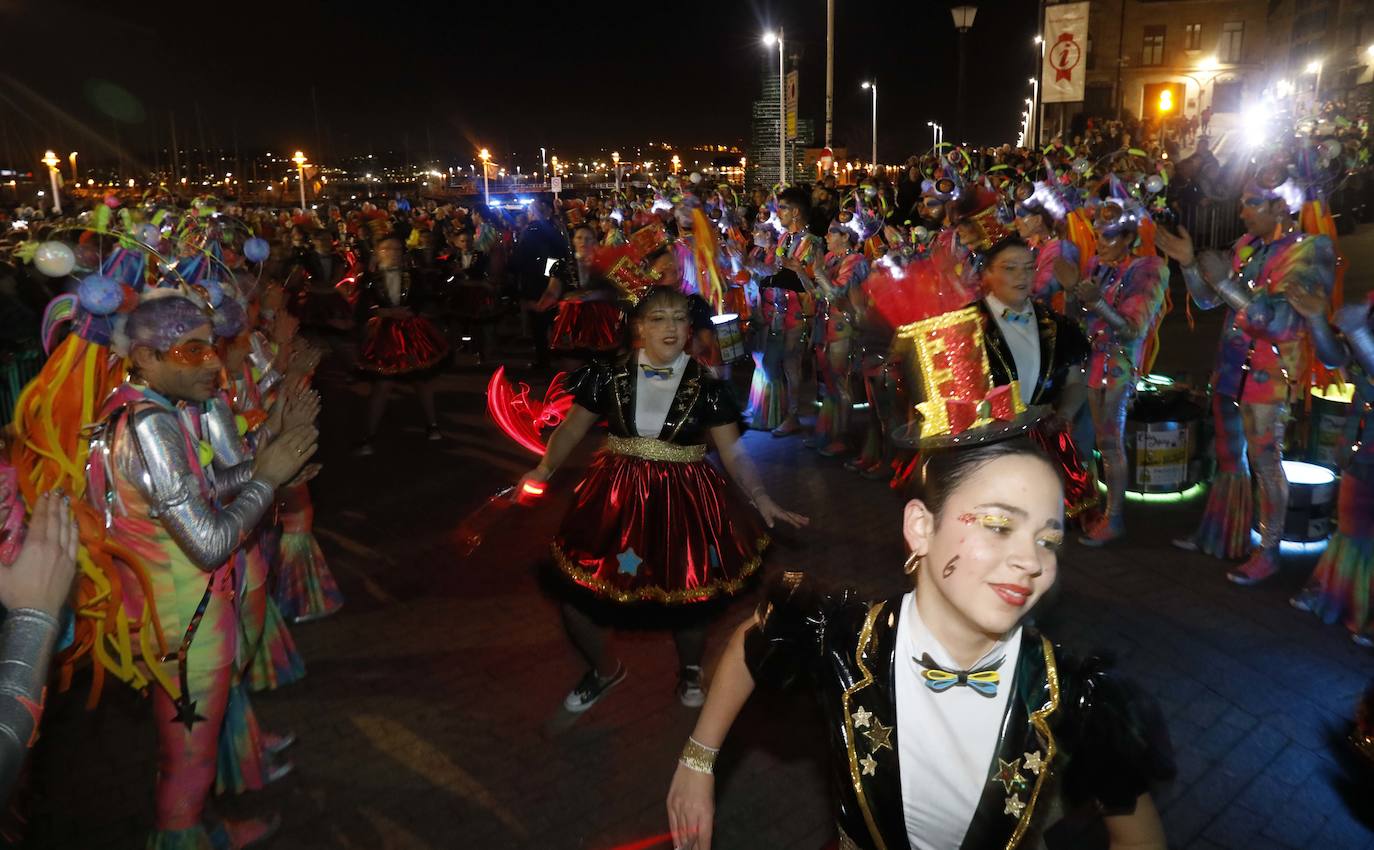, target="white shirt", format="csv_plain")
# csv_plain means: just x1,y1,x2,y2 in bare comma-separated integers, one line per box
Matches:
634,350,690,437
382,268,404,307
895,592,1022,850
986,294,1040,406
